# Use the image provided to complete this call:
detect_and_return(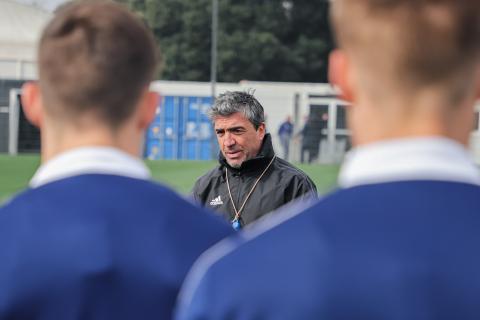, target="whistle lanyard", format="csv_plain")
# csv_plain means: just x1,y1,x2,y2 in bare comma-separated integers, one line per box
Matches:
226,155,276,230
